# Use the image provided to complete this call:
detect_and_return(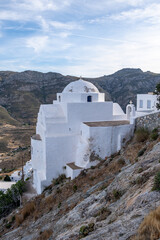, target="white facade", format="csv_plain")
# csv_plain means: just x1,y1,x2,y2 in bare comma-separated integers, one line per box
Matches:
137,93,158,113
0,182,16,193
31,78,134,194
